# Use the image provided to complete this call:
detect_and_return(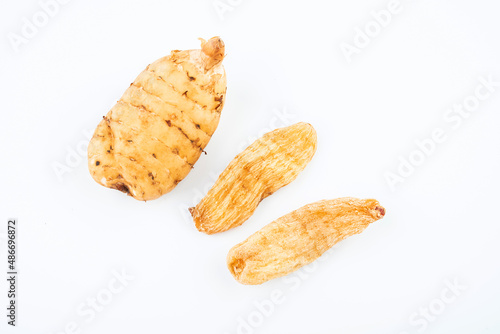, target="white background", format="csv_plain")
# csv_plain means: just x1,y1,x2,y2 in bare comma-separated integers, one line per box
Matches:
1,0,500,333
